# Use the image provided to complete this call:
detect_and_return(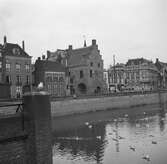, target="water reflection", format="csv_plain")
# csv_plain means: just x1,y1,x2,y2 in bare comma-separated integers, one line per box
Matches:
53,122,107,163
52,103,167,164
